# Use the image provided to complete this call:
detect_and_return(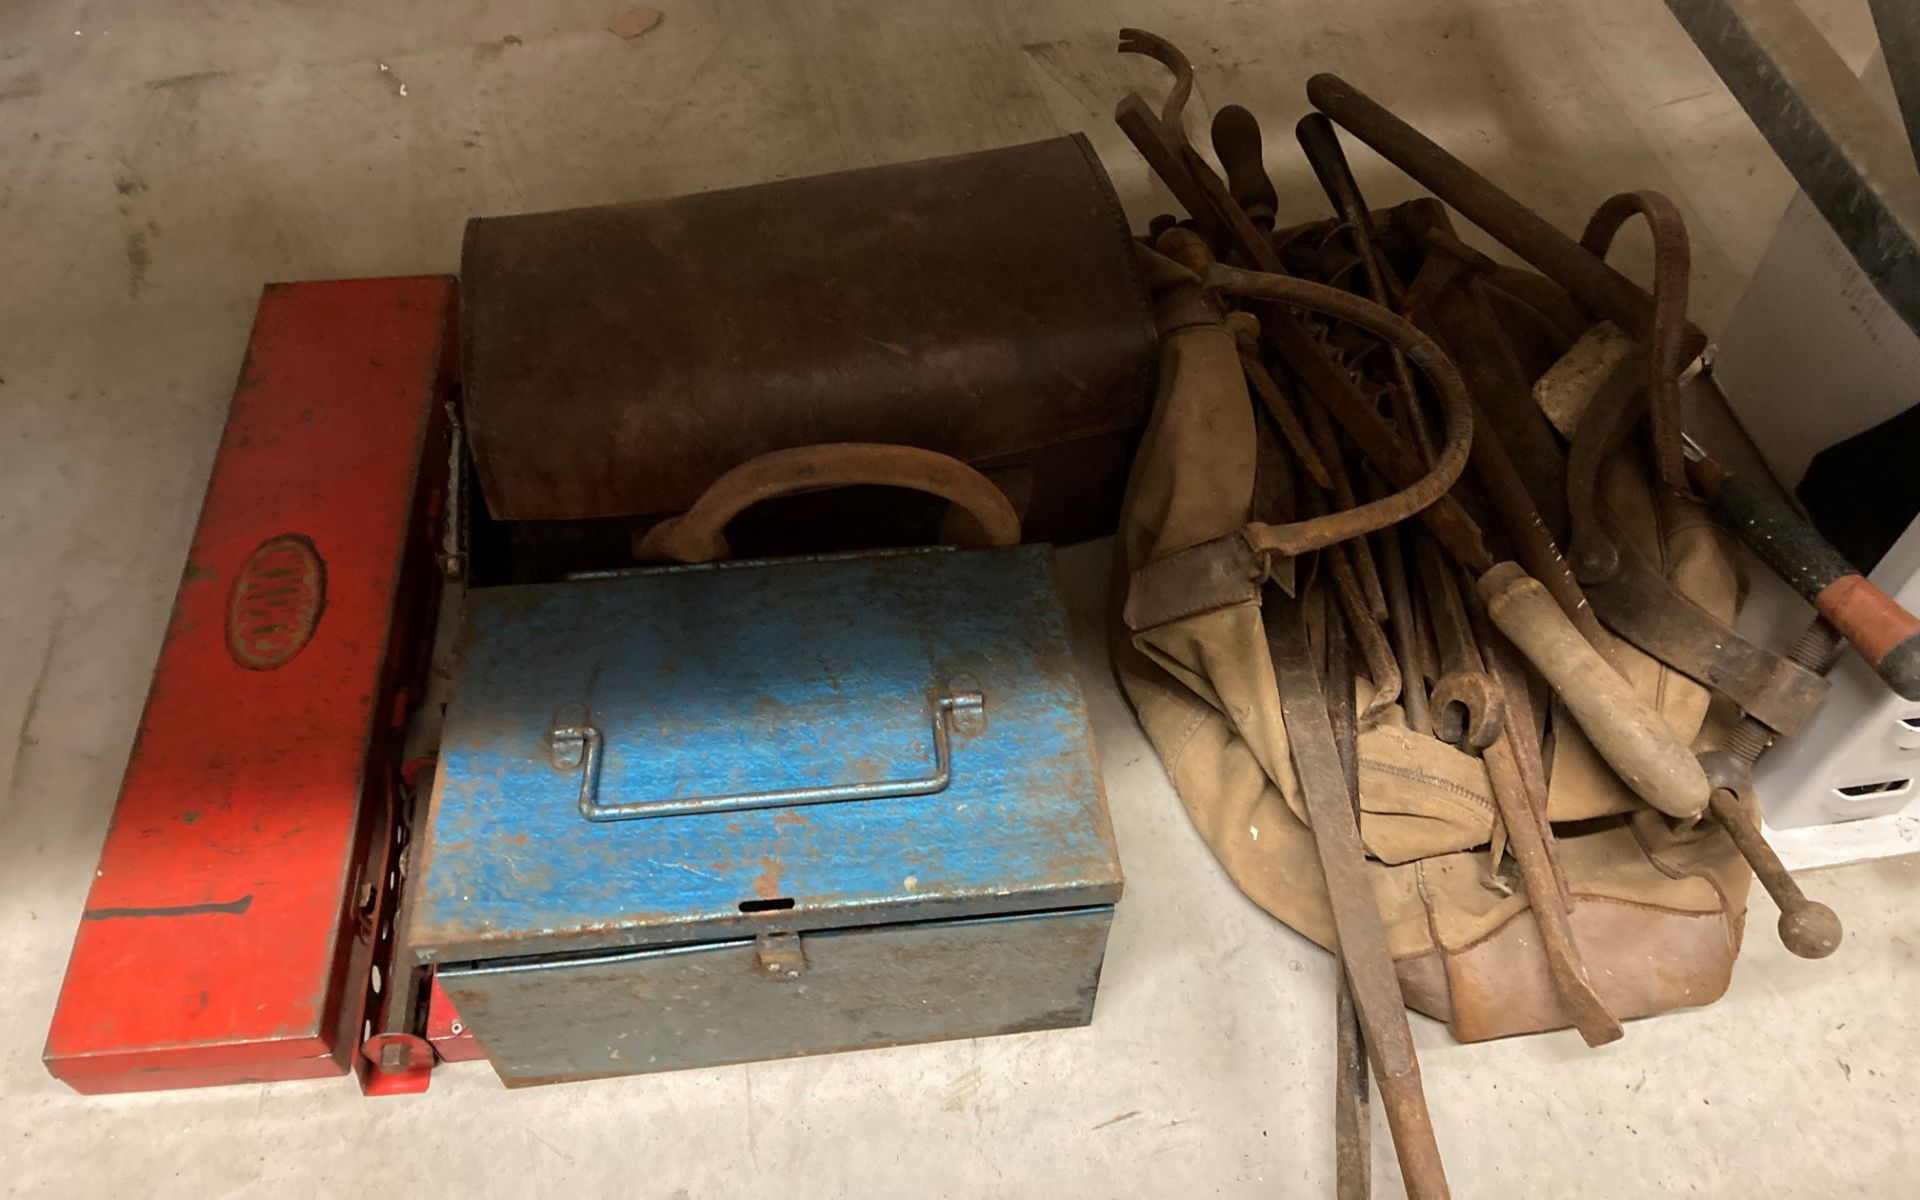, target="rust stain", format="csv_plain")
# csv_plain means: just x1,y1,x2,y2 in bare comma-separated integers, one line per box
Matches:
752,854,783,900
842,754,885,783
773,811,809,828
